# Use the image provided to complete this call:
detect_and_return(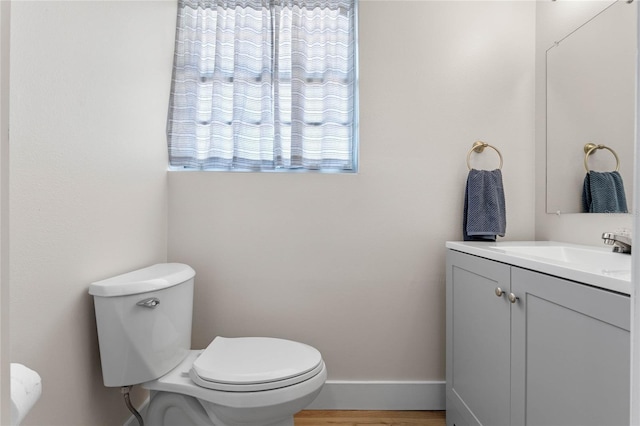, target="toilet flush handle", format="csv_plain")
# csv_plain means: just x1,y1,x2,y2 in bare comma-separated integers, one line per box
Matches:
136,297,160,309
